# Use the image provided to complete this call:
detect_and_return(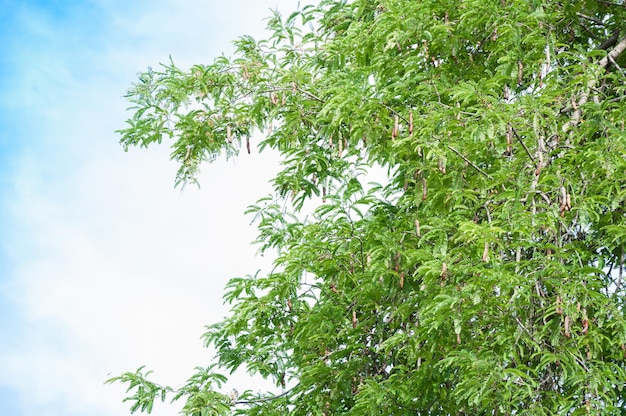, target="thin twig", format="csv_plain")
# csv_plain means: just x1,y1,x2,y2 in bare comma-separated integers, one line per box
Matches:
295,86,324,102
510,125,535,162
235,384,298,405
618,246,624,293
576,12,605,26
447,145,493,180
